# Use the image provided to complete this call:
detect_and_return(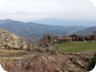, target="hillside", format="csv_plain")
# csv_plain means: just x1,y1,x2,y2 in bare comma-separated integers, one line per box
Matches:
1,50,96,72
0,28,28,49
76,26,96,35
0,19,85,40
0,28,95,72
